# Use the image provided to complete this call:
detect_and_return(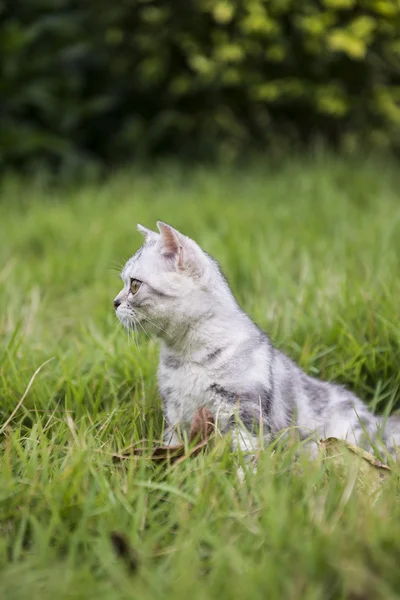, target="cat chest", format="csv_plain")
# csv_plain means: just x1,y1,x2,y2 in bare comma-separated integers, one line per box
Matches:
158,362,215,424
